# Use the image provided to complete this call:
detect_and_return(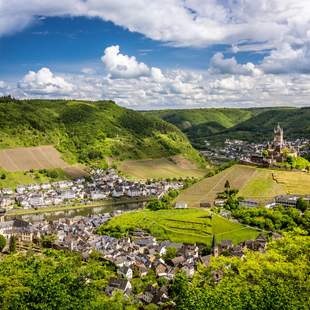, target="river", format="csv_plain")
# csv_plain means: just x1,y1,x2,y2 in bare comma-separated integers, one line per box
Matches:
4,202,144,223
